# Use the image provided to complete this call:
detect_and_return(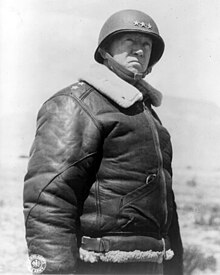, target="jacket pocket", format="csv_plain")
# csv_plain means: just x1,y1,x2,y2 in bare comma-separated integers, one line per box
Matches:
119,172,166,233
121,173,159,207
